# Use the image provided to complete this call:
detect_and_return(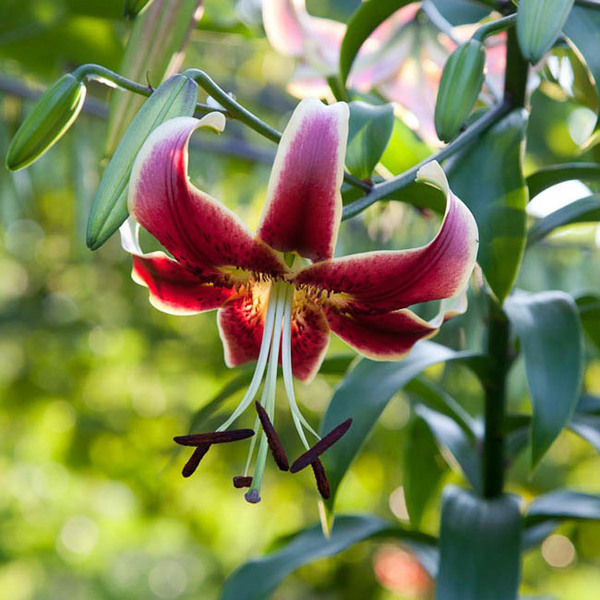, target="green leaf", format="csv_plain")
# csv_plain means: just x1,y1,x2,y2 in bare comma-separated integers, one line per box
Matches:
505,291,583,467
339,0,411,84
526,490,600,522
526,163,600,198
527,194,600,246
220,515,438,600
415,405,481,492
86,74,199,249
437,486,522,600
569,414,600,451
346,101,394,180
404,417,448,527
447,110,528,304
405,376,479,439
320,341,486,508
380,117,431,177
517,0,574,65
105,0,202,155
576,294,600,351
564,5,600,134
